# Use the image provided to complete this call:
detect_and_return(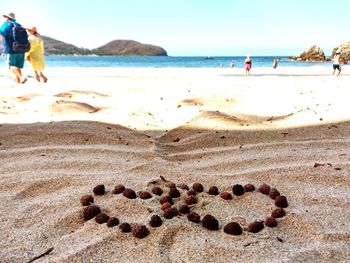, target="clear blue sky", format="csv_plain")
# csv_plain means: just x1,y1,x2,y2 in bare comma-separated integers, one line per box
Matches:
1,0,349,56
